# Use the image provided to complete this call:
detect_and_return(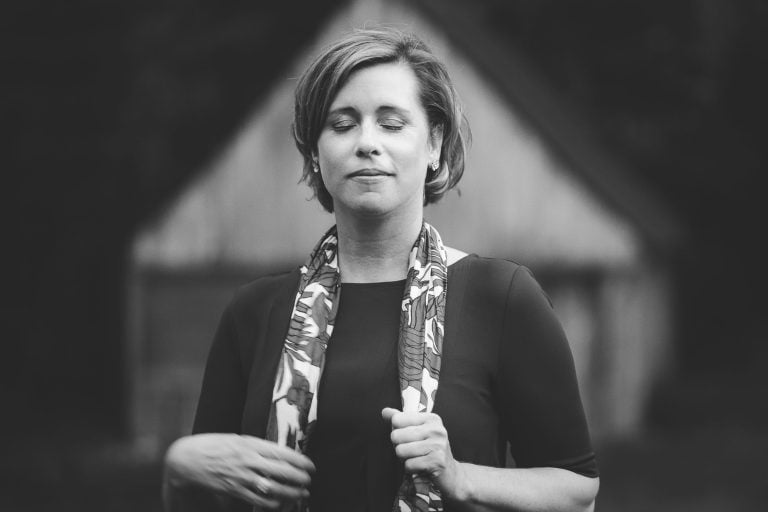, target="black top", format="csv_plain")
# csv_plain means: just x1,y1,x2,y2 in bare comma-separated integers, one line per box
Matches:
308,279,404,510
193,255,597,511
